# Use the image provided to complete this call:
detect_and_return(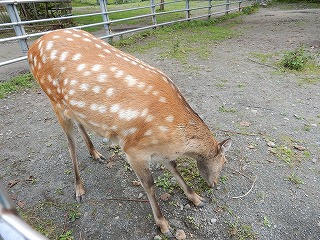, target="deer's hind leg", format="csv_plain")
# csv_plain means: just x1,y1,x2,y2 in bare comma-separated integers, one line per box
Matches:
51,103,85,202
77,123,106,162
